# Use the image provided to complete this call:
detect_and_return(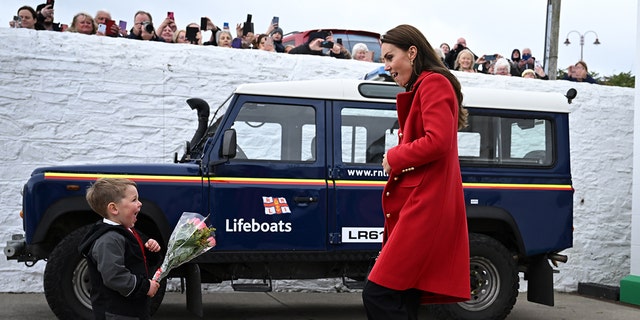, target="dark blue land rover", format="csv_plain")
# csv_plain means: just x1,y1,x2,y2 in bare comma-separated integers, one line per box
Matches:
4,79,575,320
